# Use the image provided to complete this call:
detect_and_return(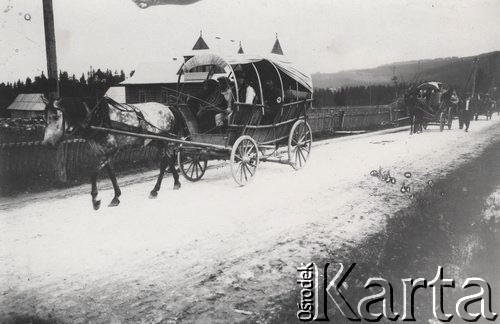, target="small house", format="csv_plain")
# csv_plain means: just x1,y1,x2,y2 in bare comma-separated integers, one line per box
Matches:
7,93,47,118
